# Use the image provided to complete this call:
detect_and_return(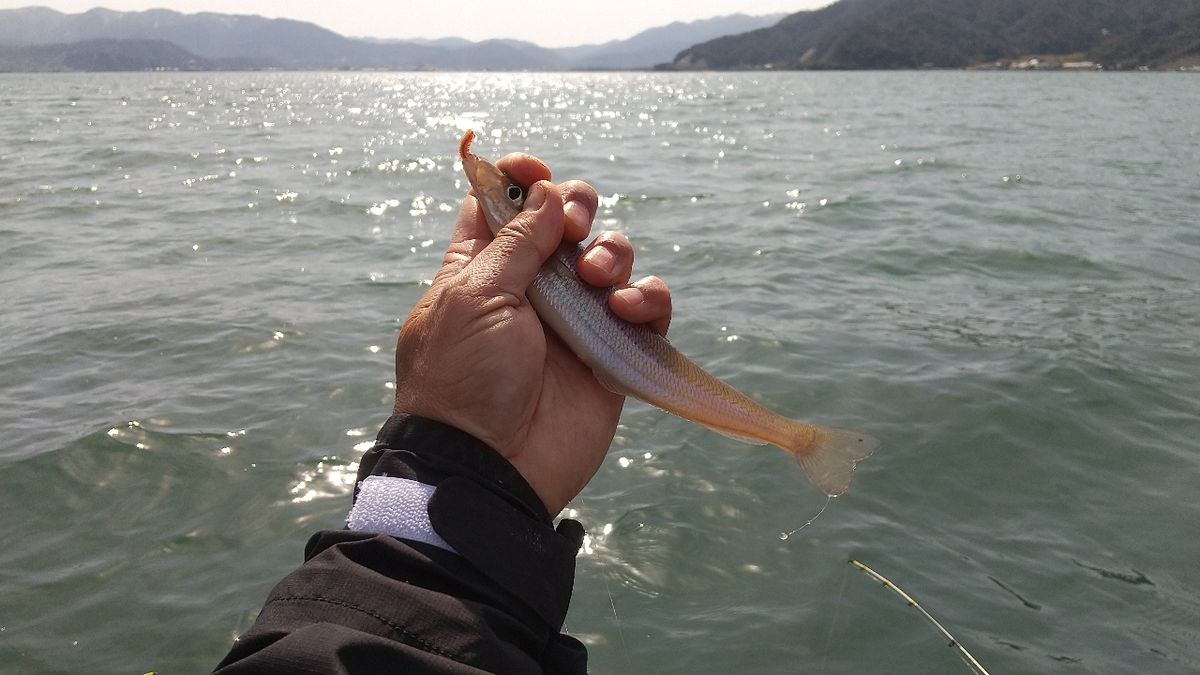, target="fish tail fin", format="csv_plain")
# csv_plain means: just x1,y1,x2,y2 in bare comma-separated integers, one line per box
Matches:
790,426,880,496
